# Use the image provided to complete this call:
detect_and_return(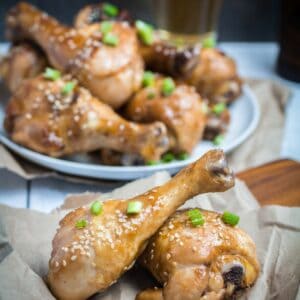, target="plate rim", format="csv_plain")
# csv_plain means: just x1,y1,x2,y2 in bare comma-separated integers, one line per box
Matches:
0,85,260,179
